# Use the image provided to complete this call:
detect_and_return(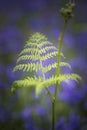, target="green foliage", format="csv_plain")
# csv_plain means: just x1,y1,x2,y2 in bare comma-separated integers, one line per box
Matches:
11,33,81,96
